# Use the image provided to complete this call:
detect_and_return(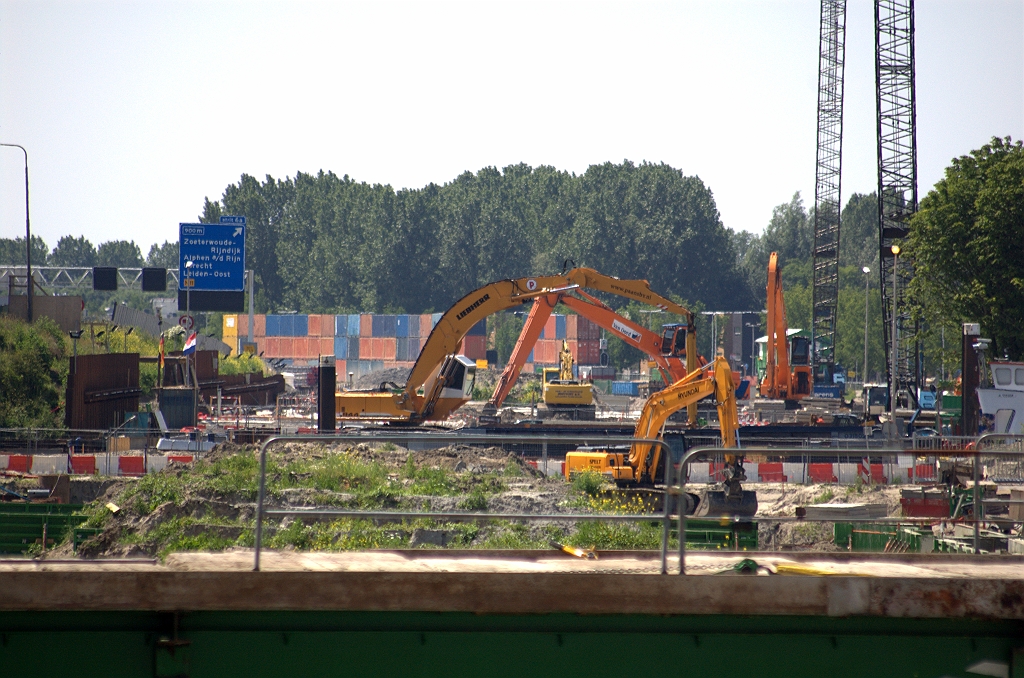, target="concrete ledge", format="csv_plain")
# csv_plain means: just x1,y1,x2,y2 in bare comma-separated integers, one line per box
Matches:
1,551,1022,619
